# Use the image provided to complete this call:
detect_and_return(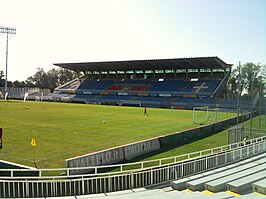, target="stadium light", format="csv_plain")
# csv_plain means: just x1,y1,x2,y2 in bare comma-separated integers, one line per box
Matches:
0,26,16,92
